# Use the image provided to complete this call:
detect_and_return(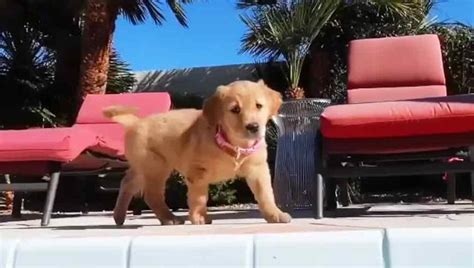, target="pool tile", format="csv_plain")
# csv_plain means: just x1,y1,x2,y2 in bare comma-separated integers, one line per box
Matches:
386,227,474,268
129,234,253,268
0,238,19,268
14,236,131,268
254,230,385,267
